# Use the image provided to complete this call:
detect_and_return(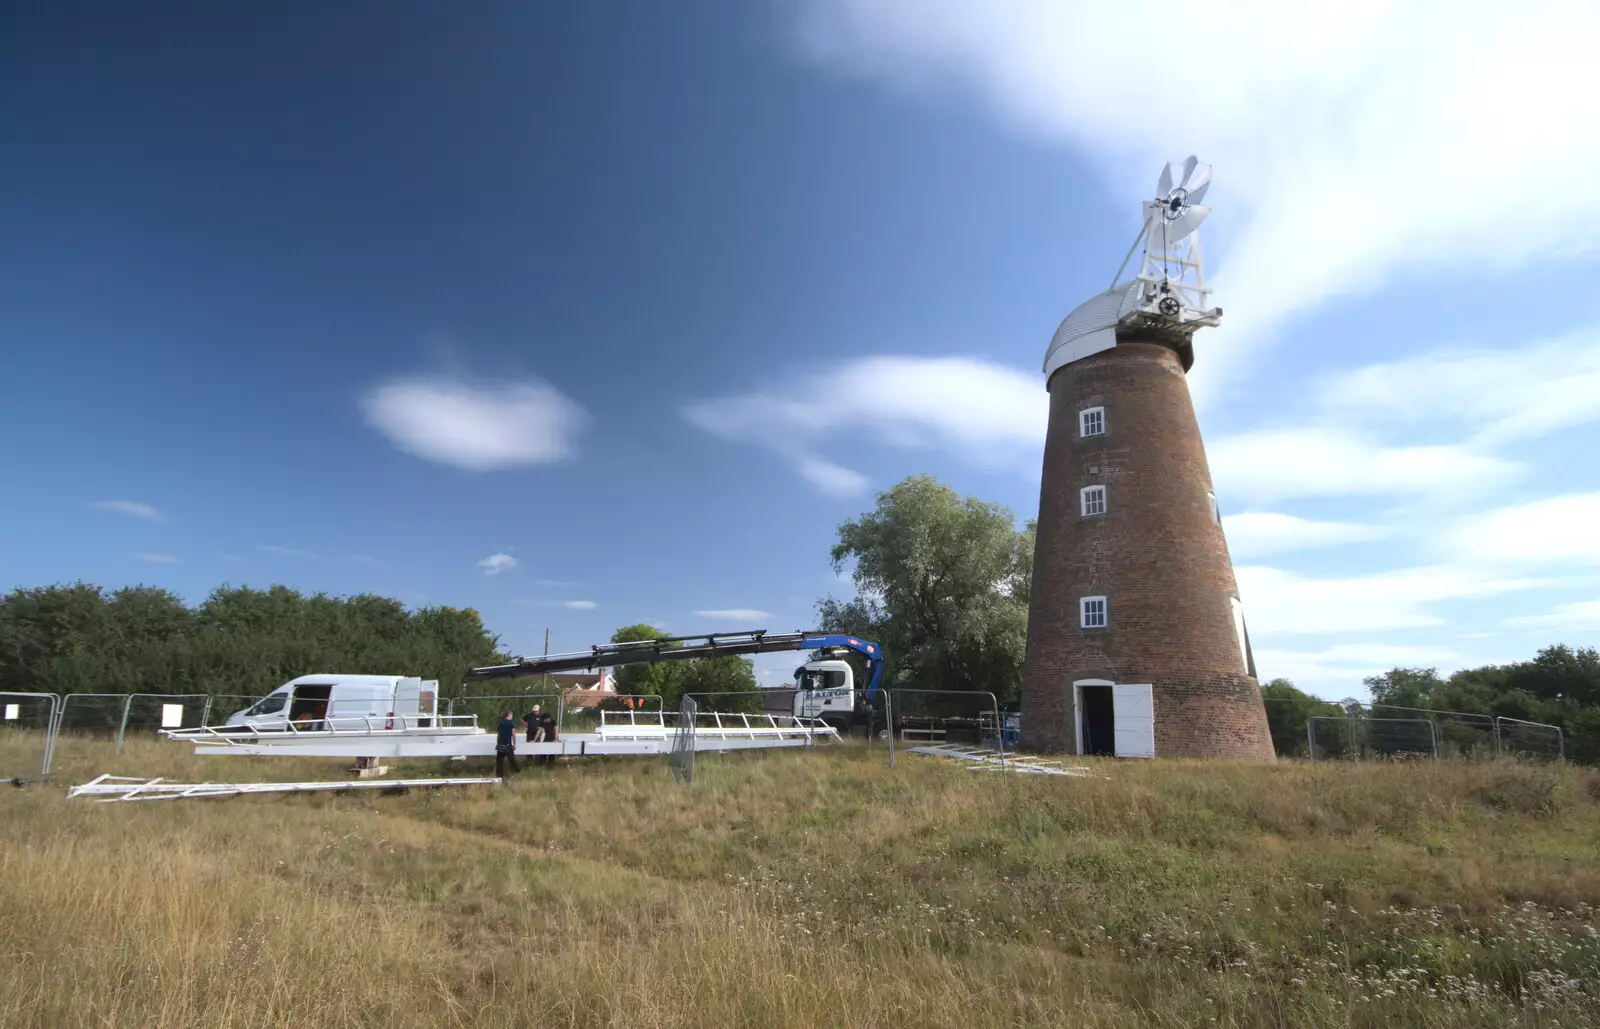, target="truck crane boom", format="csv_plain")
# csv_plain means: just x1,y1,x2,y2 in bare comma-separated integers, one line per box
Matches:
465,629,884,702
